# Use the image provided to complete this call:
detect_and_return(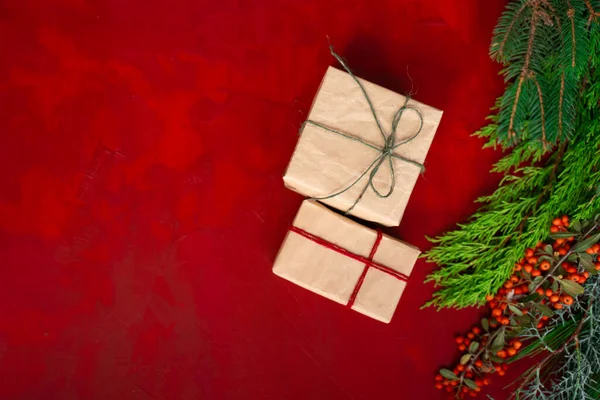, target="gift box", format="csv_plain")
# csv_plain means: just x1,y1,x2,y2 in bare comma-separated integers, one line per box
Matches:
284,64,443,226
273,200,420,323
